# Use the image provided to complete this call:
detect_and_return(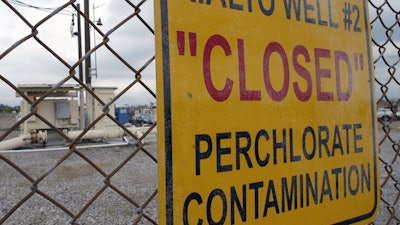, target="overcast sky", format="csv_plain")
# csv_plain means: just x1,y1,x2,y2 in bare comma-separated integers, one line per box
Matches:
0,1,399,107
369,2,400,103
0,0,155,107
